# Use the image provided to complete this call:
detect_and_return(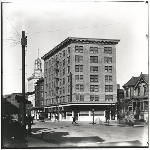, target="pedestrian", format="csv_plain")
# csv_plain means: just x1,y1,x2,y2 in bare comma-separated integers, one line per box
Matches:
72,117,77,124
